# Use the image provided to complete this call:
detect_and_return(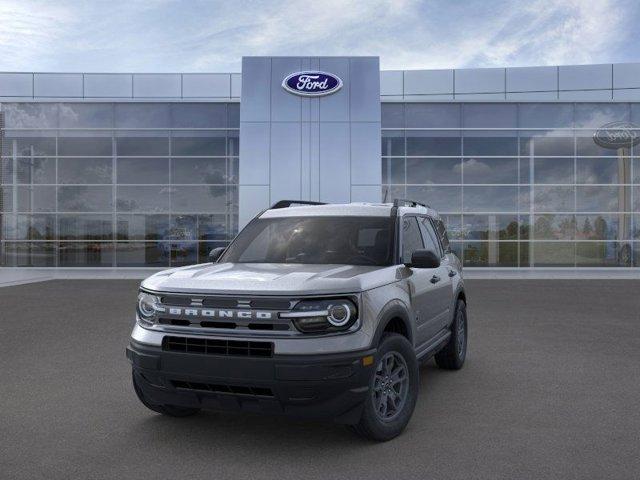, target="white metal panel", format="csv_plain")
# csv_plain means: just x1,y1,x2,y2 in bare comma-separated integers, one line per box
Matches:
319,57,350,122
319,122,350,203
350,122,381,185
133,74,181,97
270,122,302,200
239,185,270,228
558,89,612,100
351,185,382,203
380,71,403,96
506,91,558,100
0,73,33,97
559,64,611,91
231,73,242,98
506,66,557,92
239,122,270,185
240,57,271,122
182,74,230,97
613,89,640,101
349,57,381,122
270,57,302,122
34,73,83,97
613,63,640,89
455,68,504,94
404,69,453,95
84,74,132,97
